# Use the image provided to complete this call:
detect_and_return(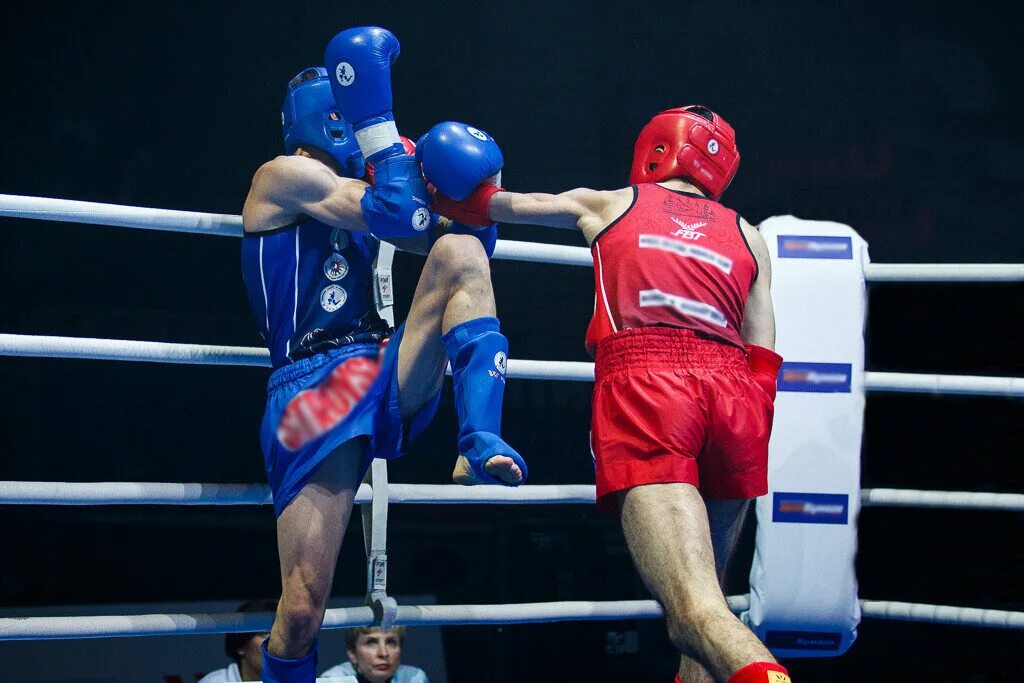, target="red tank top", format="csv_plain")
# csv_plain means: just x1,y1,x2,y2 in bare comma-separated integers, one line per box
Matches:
585,184,758,357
